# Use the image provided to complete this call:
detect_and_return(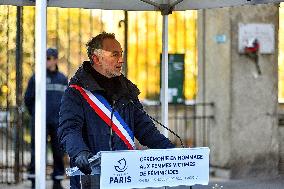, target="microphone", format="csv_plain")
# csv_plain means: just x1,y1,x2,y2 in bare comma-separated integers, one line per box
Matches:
109,95,130,150
129,100,185,148
109,98,118,151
